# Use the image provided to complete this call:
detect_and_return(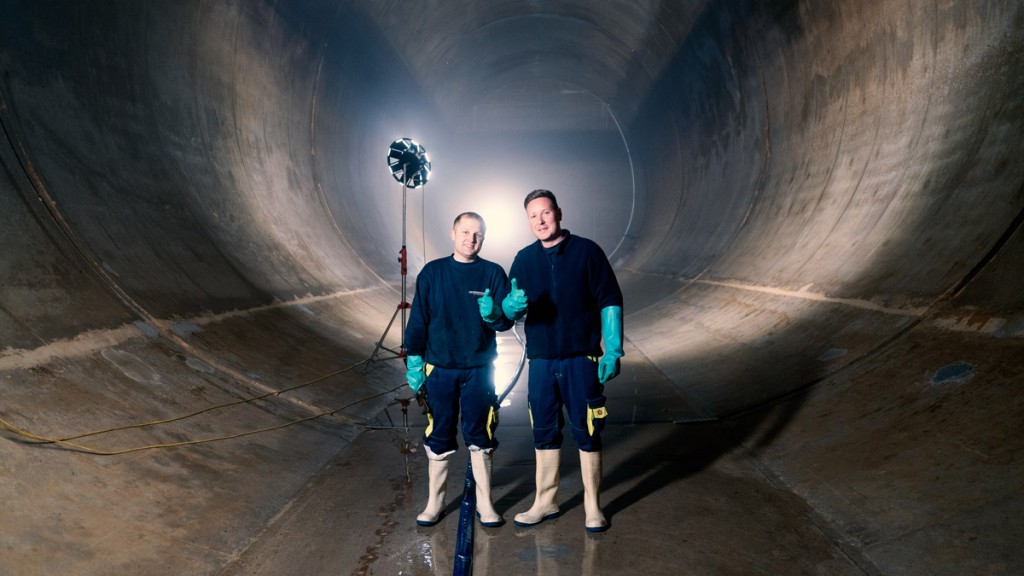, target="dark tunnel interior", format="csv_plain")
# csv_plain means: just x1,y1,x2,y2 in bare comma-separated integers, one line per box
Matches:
1,1,1022,574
